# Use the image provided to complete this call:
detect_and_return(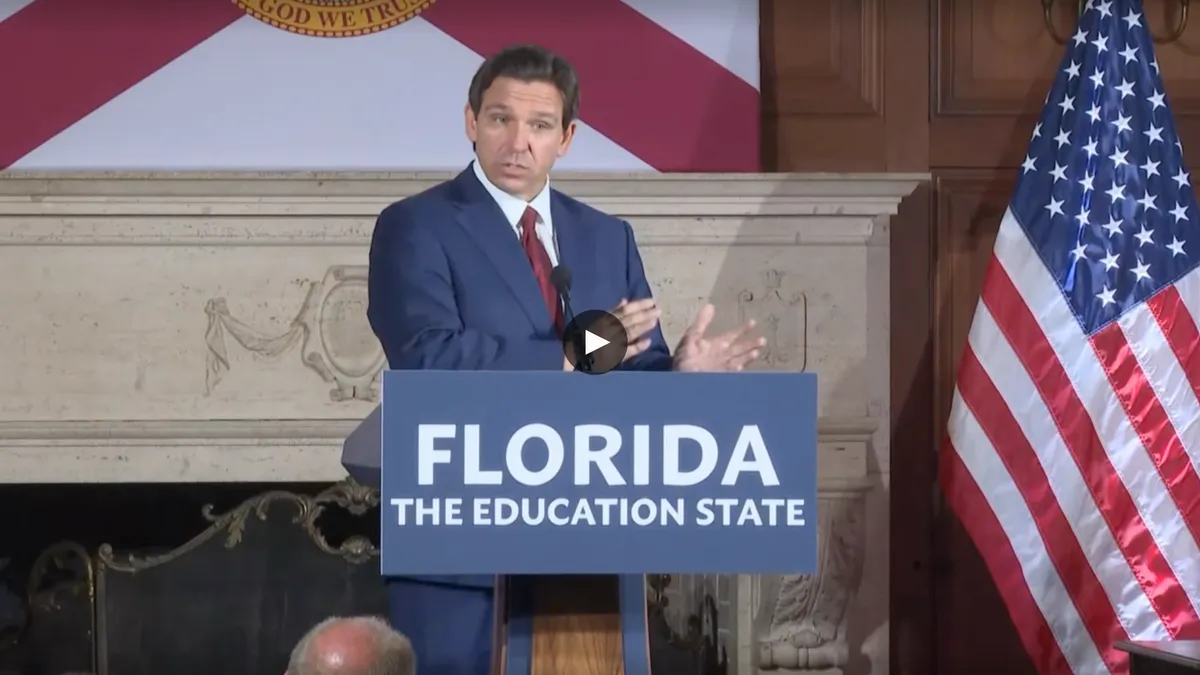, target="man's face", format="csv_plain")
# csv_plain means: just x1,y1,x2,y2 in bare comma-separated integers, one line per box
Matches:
466,76,575,201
